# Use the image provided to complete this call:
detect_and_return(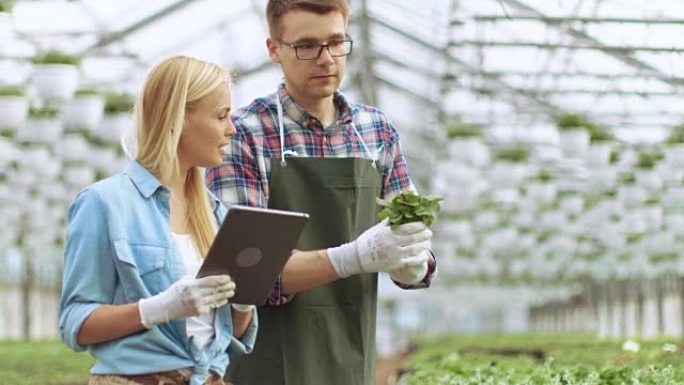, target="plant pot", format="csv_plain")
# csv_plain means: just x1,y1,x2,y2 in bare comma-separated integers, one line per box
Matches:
0,12,13,48
525,182,557,205
64,95,104,130
488,161,528,188
618,185,646,208
0,138,17,165
585,142,612,166
664,144,684,167
641,206,663,232
635,170,662,191
17,118,63,144
63,166,95,189
31,64,80,100
448,138,490,168
558,129,590,158
98,113,132,143
0,95,28,133
559,195,584,216
60,134,90,163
